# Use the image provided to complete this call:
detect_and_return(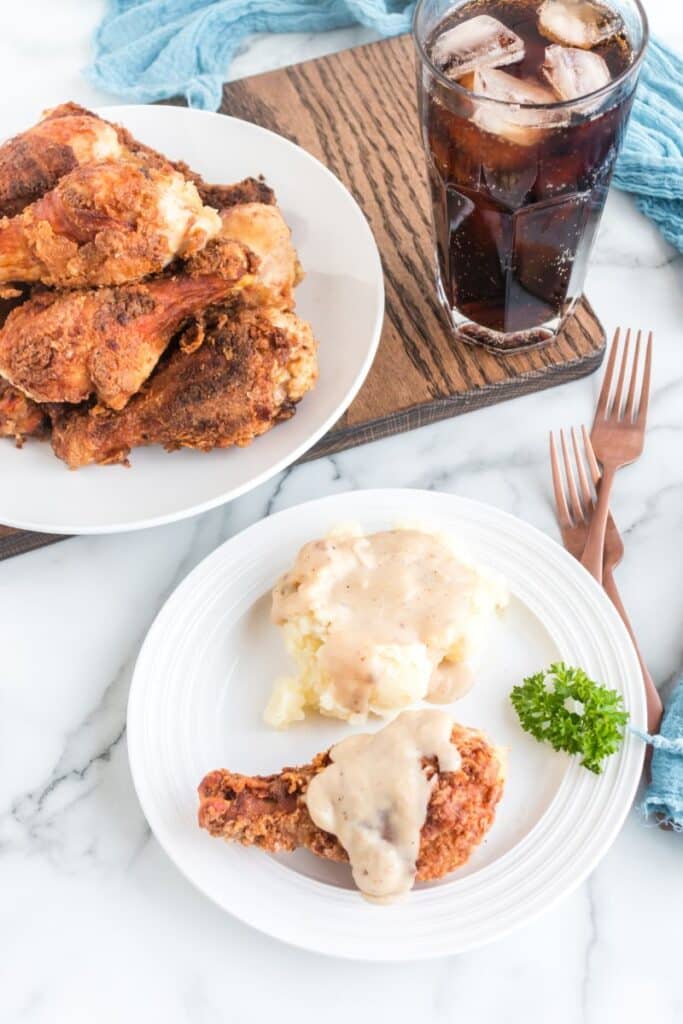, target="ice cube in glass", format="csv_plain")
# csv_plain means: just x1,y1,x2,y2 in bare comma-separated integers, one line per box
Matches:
432,14,525,77
541,44,611,99
464,67,559,145
538,0,623,49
